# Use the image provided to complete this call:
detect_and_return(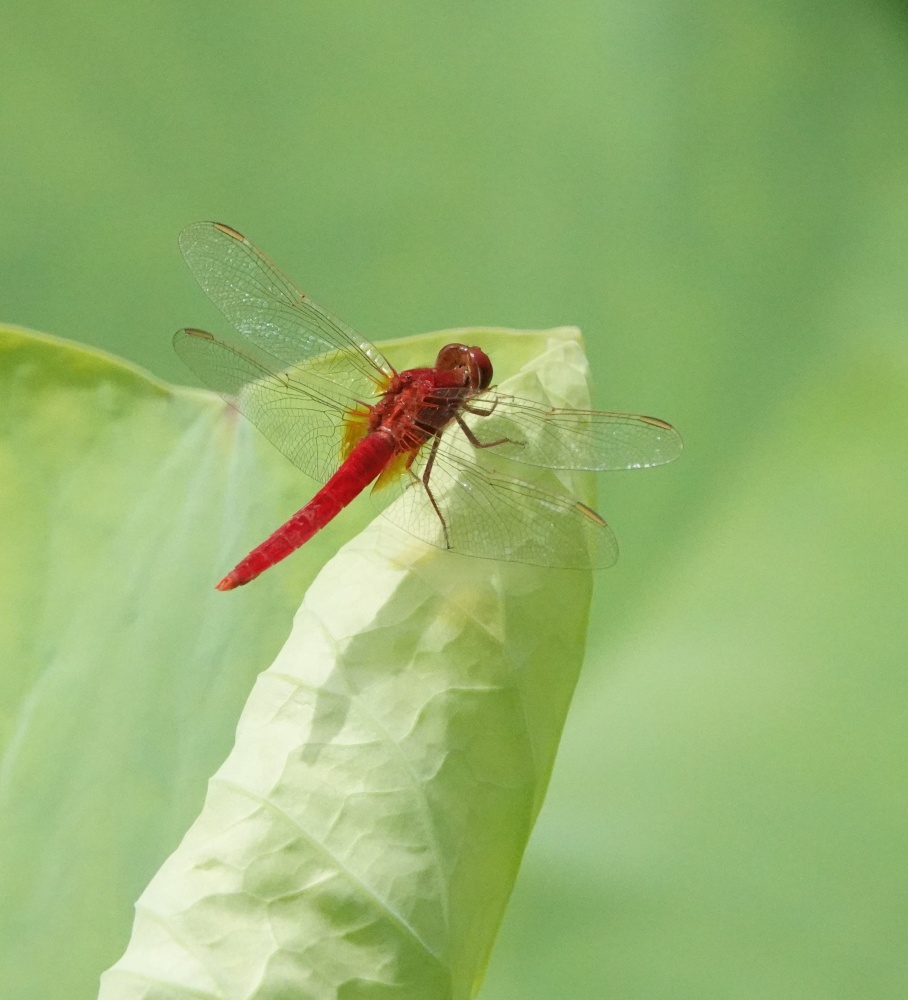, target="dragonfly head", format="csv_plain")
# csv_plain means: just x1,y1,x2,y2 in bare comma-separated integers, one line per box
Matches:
436,343,493,391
